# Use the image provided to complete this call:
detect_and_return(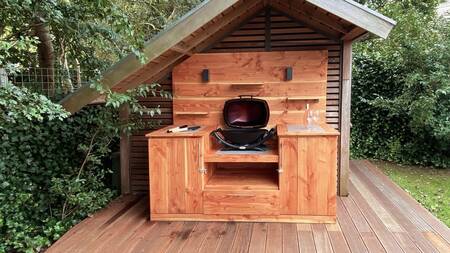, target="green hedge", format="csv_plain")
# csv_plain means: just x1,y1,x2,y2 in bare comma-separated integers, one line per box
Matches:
351,1,450,168
0,84,119,252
